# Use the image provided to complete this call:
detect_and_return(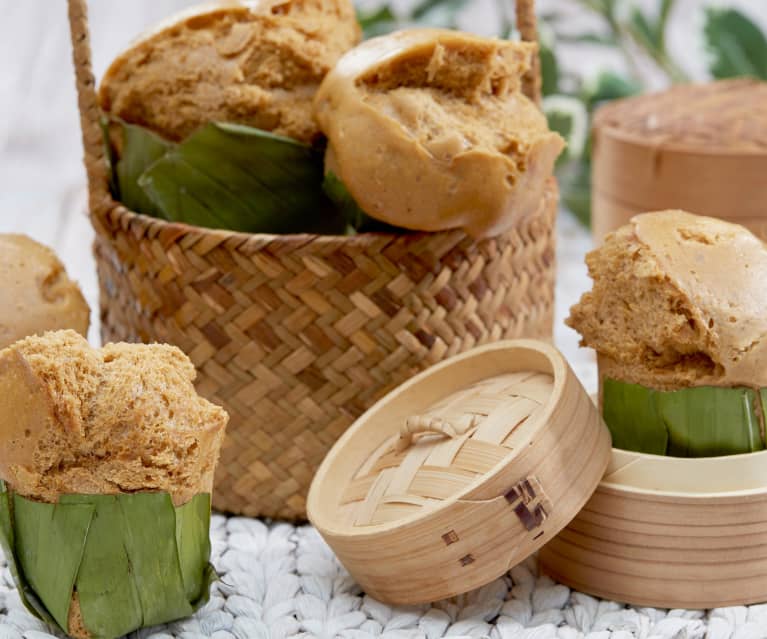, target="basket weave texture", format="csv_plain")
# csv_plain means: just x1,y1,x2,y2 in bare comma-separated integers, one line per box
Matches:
67,0,556,520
